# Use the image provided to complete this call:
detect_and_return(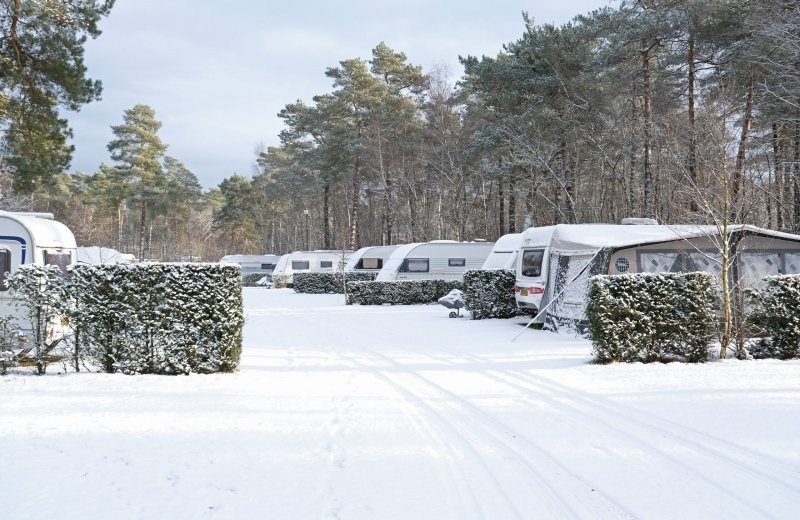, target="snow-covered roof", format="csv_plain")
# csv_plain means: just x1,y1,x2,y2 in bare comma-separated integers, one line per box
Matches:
548,224,800,252
520,226,557,248
220,254,280,263
0,211,77,249
490,233,523,253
